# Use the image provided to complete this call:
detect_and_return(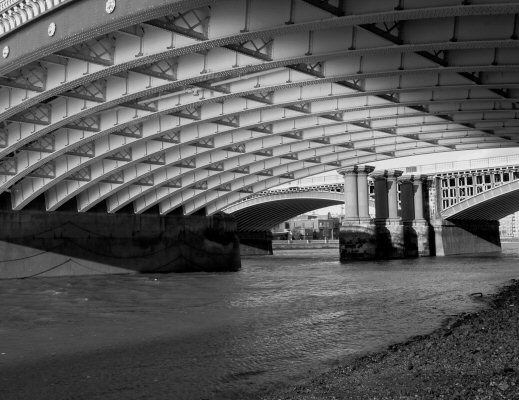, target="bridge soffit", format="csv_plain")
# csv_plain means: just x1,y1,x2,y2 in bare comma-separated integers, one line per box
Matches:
0,0,519,214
